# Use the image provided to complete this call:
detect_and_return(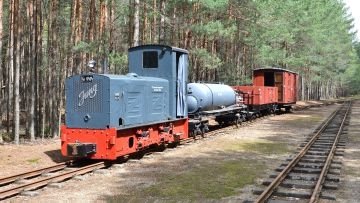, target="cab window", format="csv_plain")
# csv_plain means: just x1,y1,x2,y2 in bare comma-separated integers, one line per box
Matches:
143,51,158,68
